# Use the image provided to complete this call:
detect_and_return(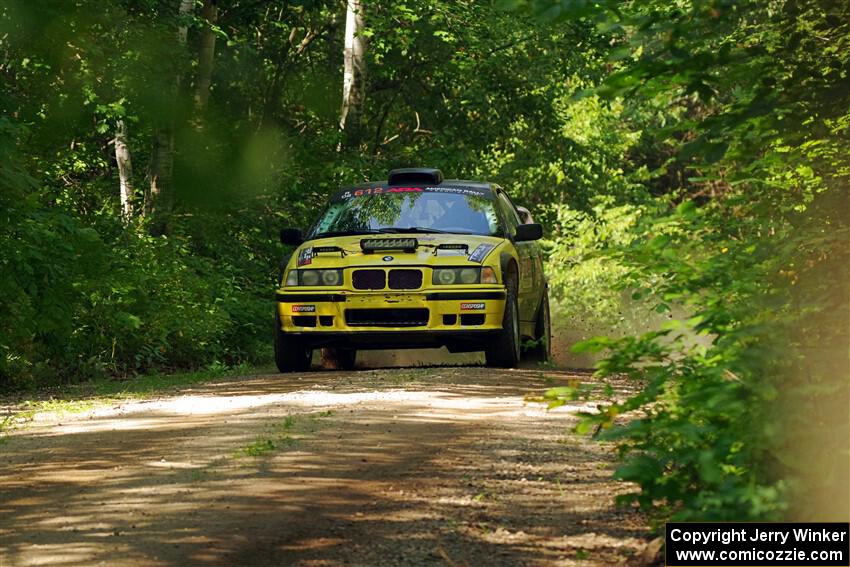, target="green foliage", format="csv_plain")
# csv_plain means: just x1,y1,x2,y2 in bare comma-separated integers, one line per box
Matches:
0,204,271,385
545,200,642,325
536,0,850,522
